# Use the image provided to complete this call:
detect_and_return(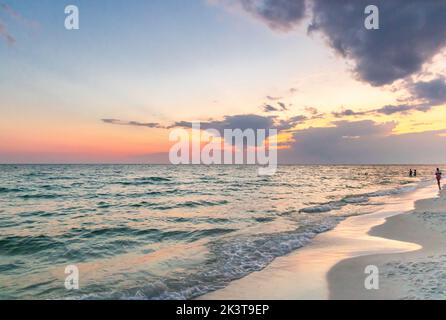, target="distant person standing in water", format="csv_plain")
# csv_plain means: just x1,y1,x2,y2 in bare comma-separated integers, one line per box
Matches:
409,169,413,177
436,168,442,190
414,169,417,177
